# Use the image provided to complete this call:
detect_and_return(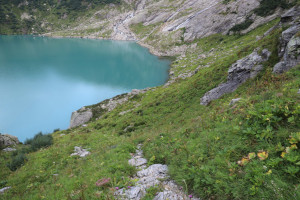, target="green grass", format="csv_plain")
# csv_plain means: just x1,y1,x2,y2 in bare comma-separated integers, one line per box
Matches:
1,19,299,200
